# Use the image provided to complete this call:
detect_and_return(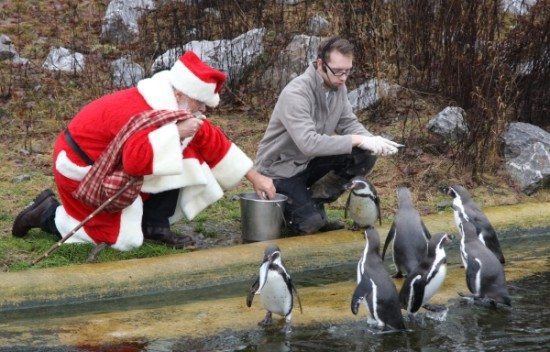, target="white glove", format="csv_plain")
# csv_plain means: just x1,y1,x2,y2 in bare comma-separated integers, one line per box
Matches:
358,136,403,156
